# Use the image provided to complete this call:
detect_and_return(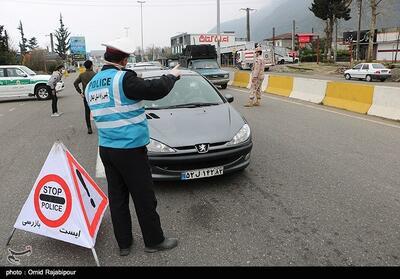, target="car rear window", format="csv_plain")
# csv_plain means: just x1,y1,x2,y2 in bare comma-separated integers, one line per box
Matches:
372,64,385,69
144,75,224,109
